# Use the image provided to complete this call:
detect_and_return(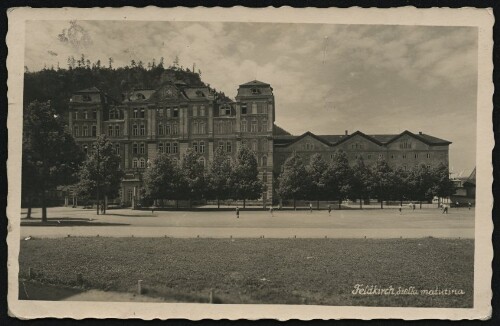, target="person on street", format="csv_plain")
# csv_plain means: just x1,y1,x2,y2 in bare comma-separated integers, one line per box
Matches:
309,203,313,213
269,206,274,217
442,204,449,214
468,202,472,210
328,204,332,216
236,206,240,219
398,204,403,215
